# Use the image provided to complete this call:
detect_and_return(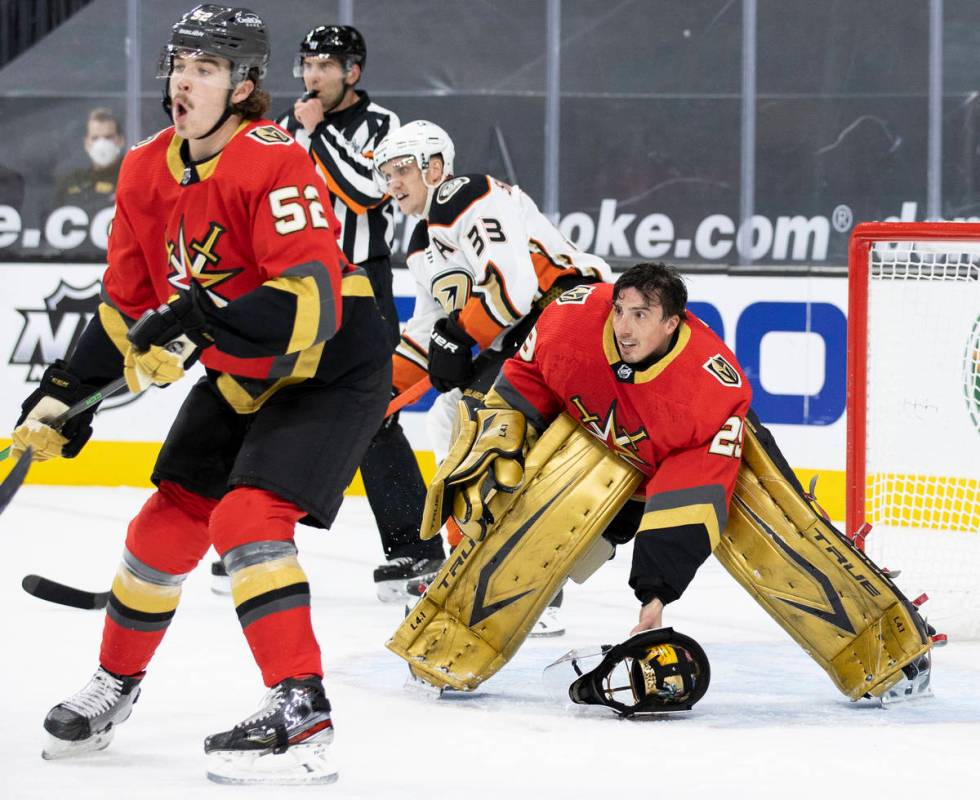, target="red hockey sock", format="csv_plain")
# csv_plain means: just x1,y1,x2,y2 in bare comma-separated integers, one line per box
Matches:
99,481,216,676
210,487,323,686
